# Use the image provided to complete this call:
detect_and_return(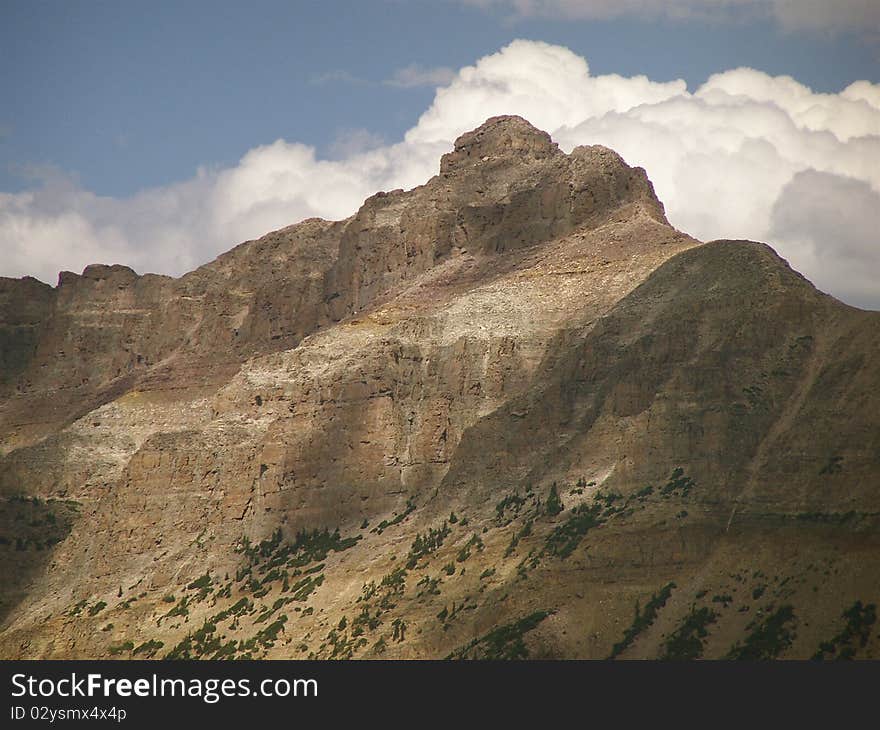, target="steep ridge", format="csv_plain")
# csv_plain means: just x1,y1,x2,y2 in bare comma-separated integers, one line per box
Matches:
0,116,663,457
0,117,877,660
431,240,880,658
